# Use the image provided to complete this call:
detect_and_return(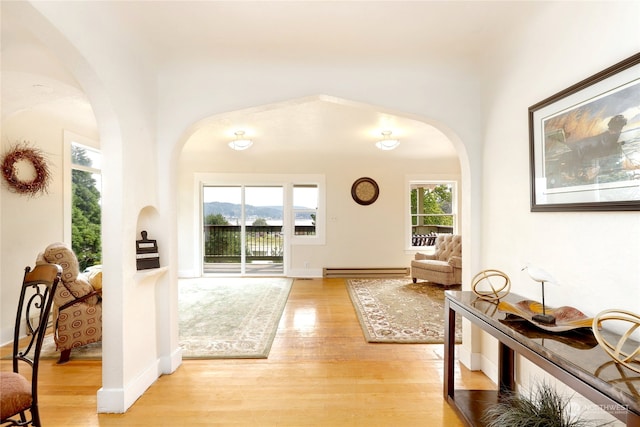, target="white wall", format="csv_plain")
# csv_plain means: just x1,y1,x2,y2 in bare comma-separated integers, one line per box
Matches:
483,0,640,337
177,130,461,277
4,0,638,419
161,59,485,288
5,1,179,414
0,110,98,343
480,1,640,423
